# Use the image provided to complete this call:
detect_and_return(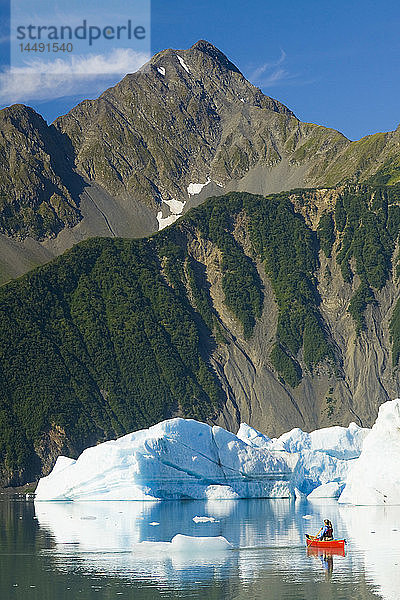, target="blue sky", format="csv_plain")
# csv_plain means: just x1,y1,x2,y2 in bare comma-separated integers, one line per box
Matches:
0,0,399,140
